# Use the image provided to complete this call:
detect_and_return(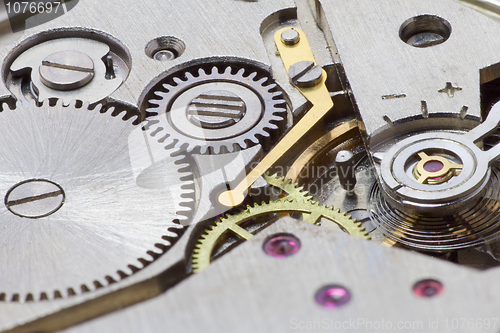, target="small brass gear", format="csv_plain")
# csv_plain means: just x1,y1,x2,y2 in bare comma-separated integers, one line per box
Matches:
192,199,369,273
262,173,313,202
